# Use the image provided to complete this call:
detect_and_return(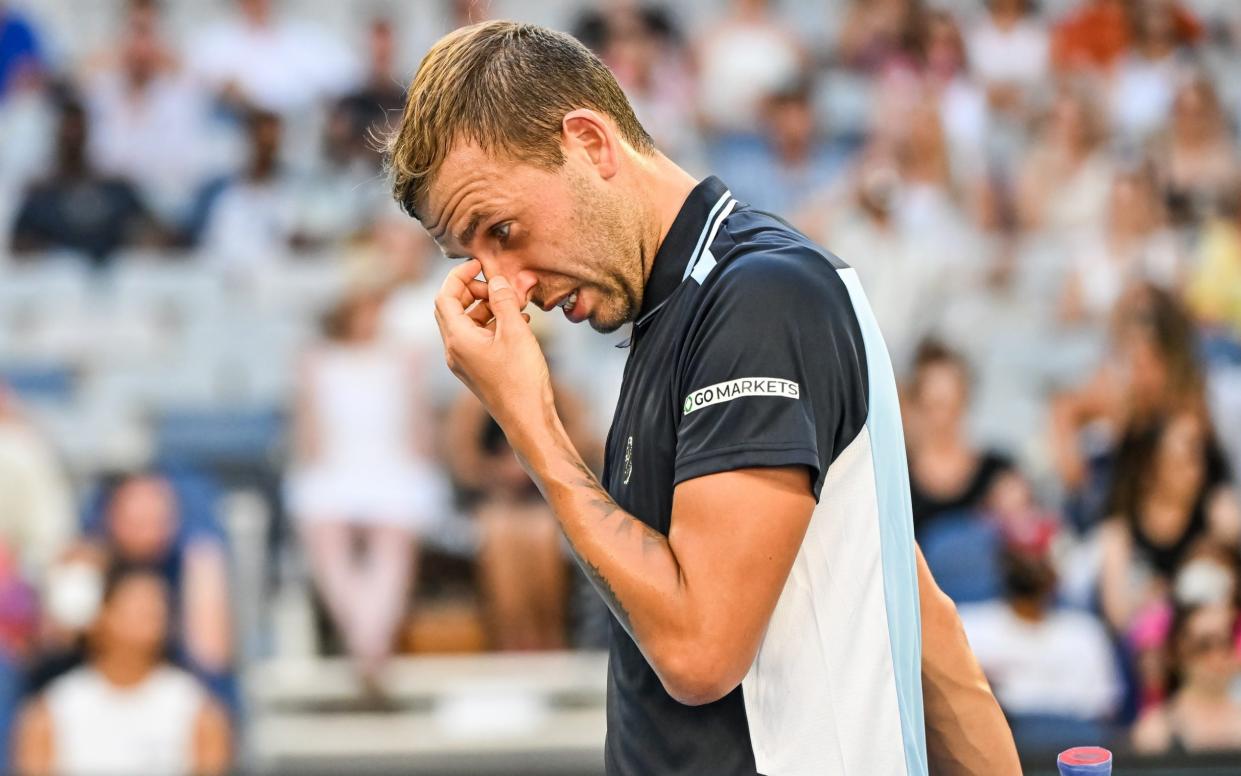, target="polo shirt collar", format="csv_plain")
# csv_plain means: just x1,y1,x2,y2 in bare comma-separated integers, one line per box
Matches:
634,176,731,328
